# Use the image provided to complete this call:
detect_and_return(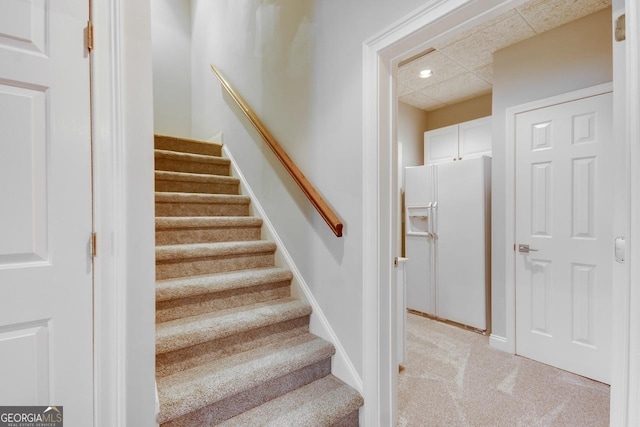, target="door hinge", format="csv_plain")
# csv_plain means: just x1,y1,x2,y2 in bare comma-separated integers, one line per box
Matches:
615,14,625,42
86,20,94,52
90,232,97,258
